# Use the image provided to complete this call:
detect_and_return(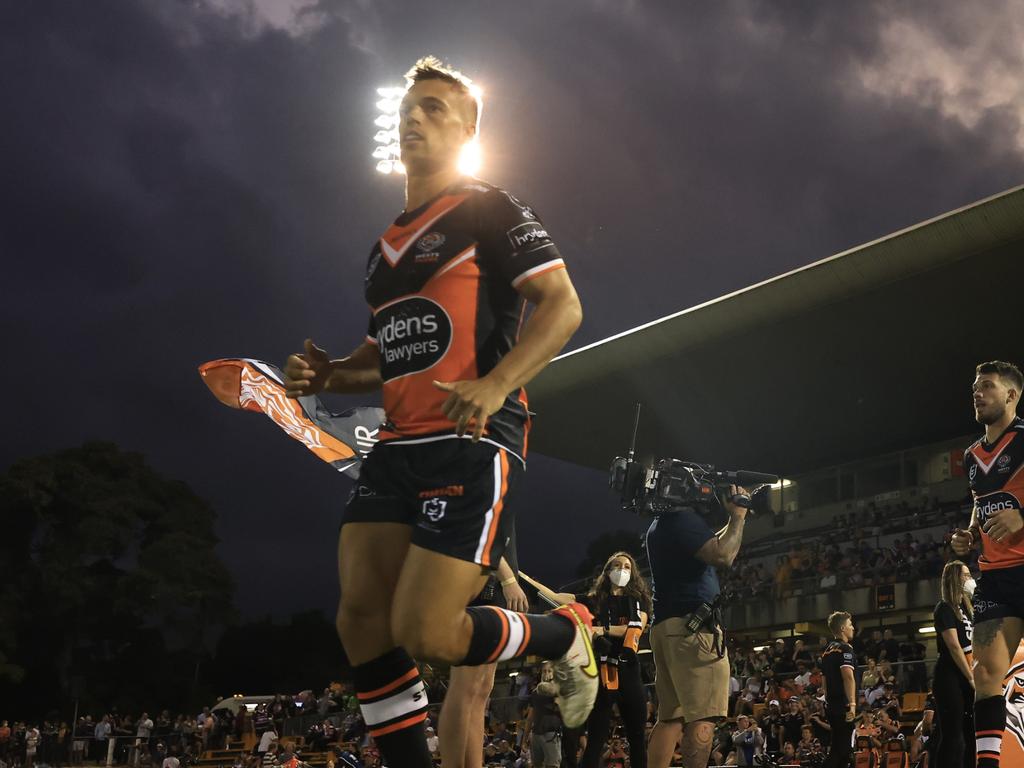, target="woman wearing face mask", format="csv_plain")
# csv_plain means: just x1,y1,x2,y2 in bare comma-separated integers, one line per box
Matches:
931,560,975,768
529,552,652,768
